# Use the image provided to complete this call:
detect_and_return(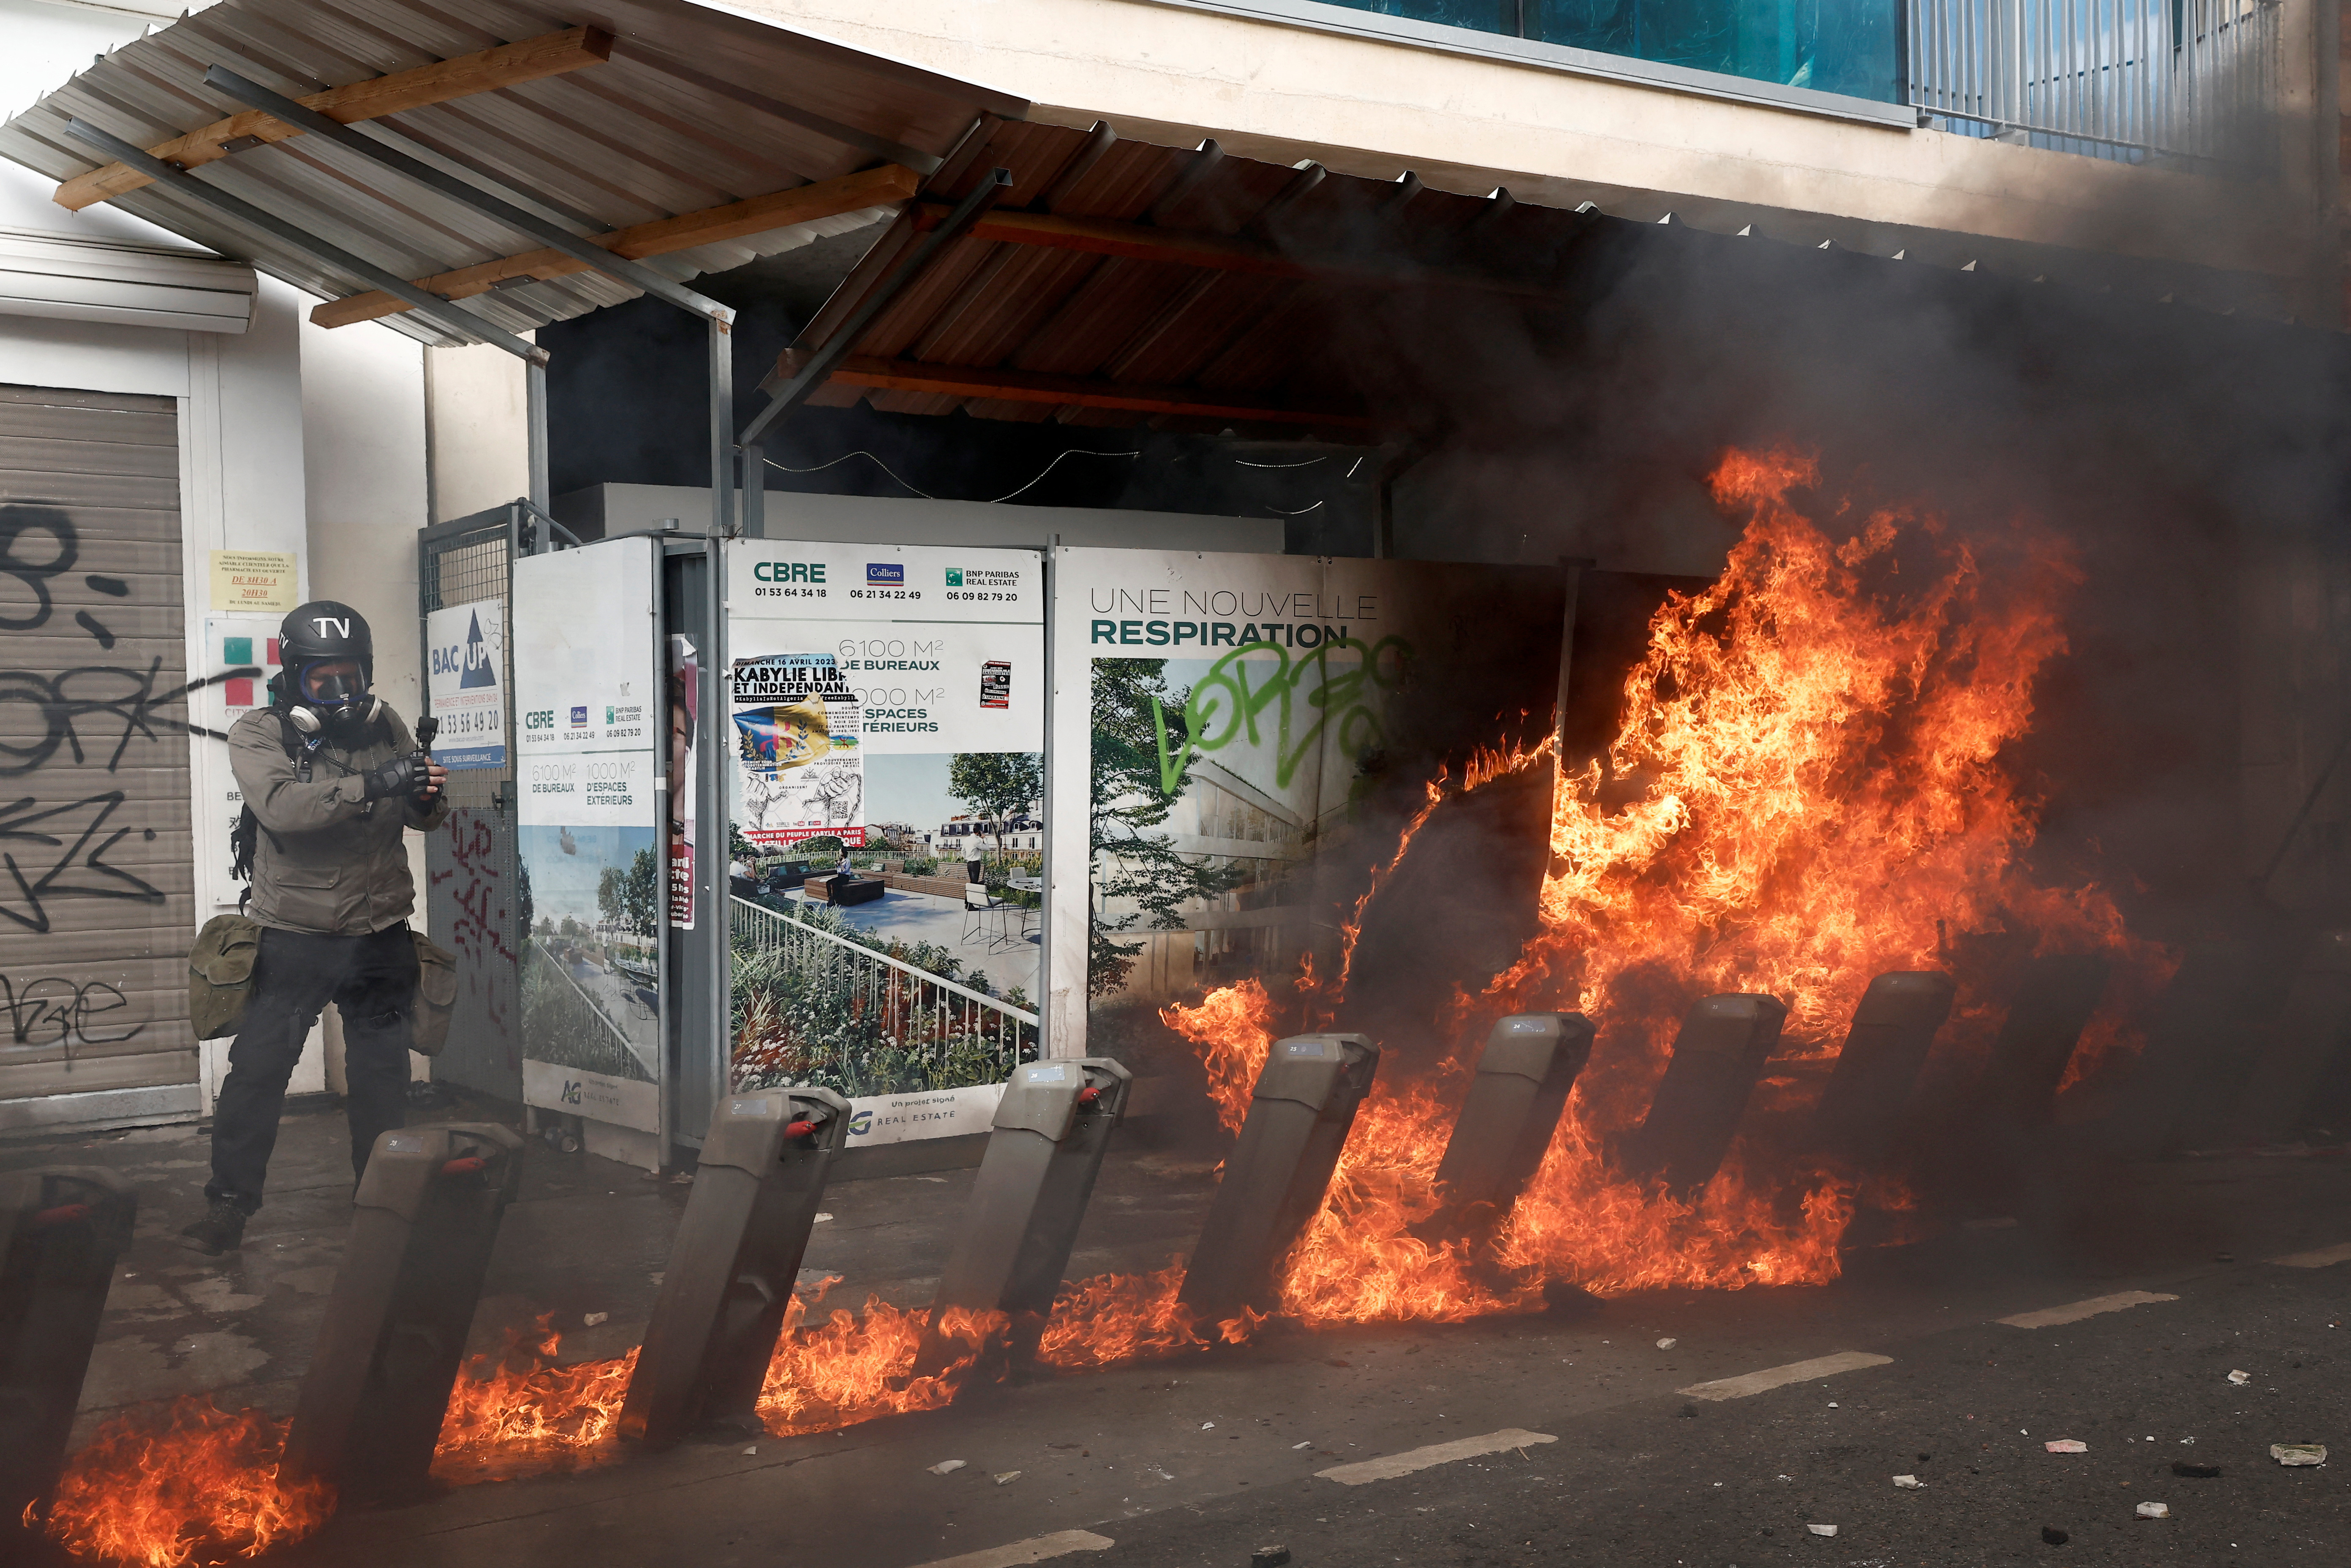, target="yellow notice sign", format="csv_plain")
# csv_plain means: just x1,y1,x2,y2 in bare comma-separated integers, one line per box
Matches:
210,550,297,611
